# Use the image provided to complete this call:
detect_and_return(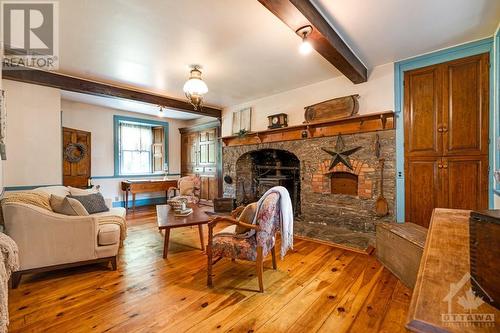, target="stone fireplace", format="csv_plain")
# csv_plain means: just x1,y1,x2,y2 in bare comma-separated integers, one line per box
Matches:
235,149,300,214
222,119,395,249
